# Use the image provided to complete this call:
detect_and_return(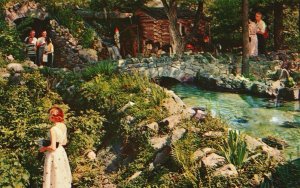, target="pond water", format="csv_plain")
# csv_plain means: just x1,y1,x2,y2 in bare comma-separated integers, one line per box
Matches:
168,83,300,160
